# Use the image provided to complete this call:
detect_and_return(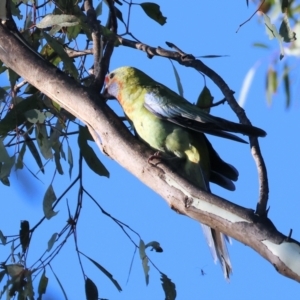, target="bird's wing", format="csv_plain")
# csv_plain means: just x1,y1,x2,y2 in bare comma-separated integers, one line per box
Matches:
144,85,266,142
